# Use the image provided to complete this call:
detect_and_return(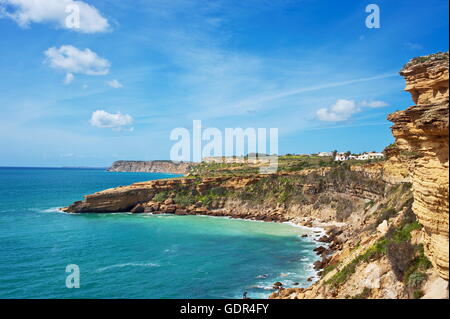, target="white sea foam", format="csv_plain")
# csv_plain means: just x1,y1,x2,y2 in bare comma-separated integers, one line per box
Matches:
283,221,326,235
41,207,64,213
251,285,275,291
96,262,160,272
